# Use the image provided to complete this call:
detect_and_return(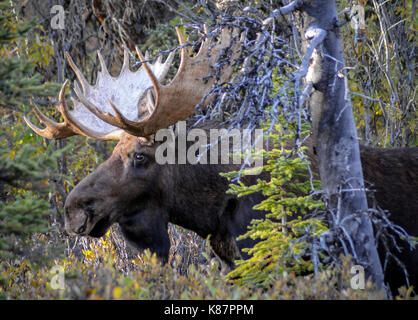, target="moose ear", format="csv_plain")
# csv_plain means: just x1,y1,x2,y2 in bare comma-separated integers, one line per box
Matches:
138,135,155,146
147,134,156,144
